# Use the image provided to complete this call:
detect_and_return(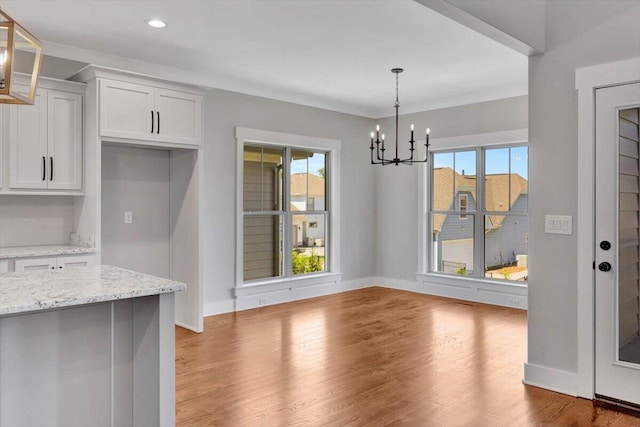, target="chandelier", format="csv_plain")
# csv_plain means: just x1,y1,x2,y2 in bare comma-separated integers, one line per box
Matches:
0,8,42,105
370,68,430,166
